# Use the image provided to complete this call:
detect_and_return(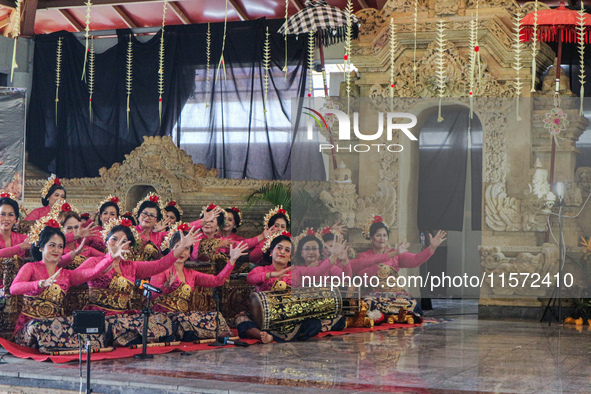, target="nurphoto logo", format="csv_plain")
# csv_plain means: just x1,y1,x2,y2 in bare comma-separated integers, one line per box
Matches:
304,107,418,153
